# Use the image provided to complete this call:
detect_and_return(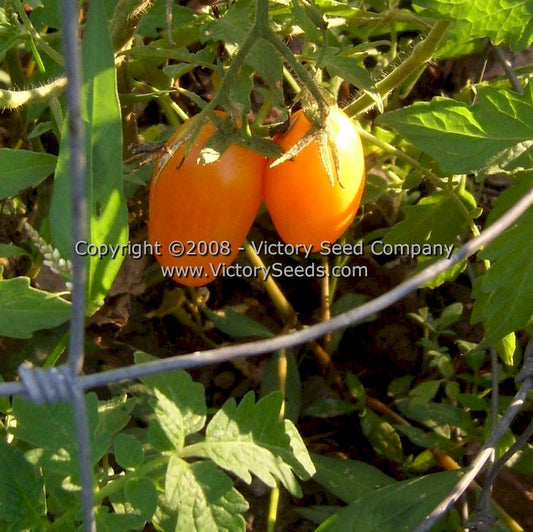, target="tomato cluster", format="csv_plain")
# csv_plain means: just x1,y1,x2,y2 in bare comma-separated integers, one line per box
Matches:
148,107,366,286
